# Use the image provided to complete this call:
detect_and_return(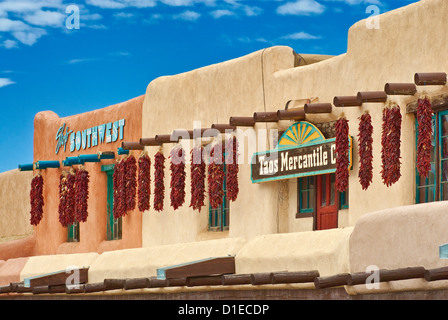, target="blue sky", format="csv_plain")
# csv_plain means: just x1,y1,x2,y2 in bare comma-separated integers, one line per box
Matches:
0,0,417,172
